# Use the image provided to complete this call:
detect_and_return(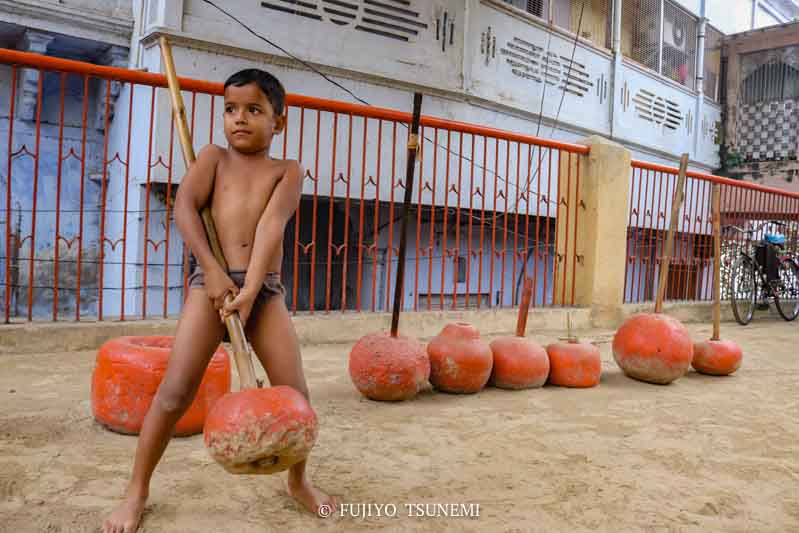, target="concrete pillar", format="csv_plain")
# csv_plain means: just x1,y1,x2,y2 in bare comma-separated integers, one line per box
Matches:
553,135,632,327
95,45,130,130
144,0,184,32
552,150,578,309
18,30,55,121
